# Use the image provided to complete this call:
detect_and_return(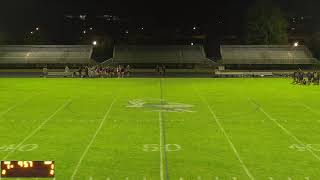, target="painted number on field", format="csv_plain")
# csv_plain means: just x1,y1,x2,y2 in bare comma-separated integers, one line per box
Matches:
289,144,320,151
0,144,38,152
143,144,181,152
